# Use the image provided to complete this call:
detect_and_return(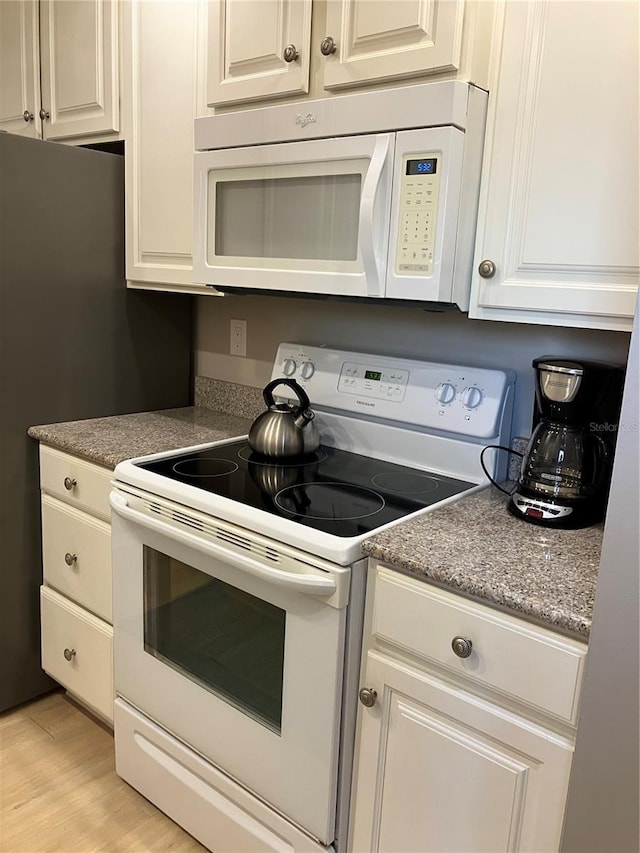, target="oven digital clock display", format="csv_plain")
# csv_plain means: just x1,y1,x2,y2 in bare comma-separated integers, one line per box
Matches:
364,370,382,381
